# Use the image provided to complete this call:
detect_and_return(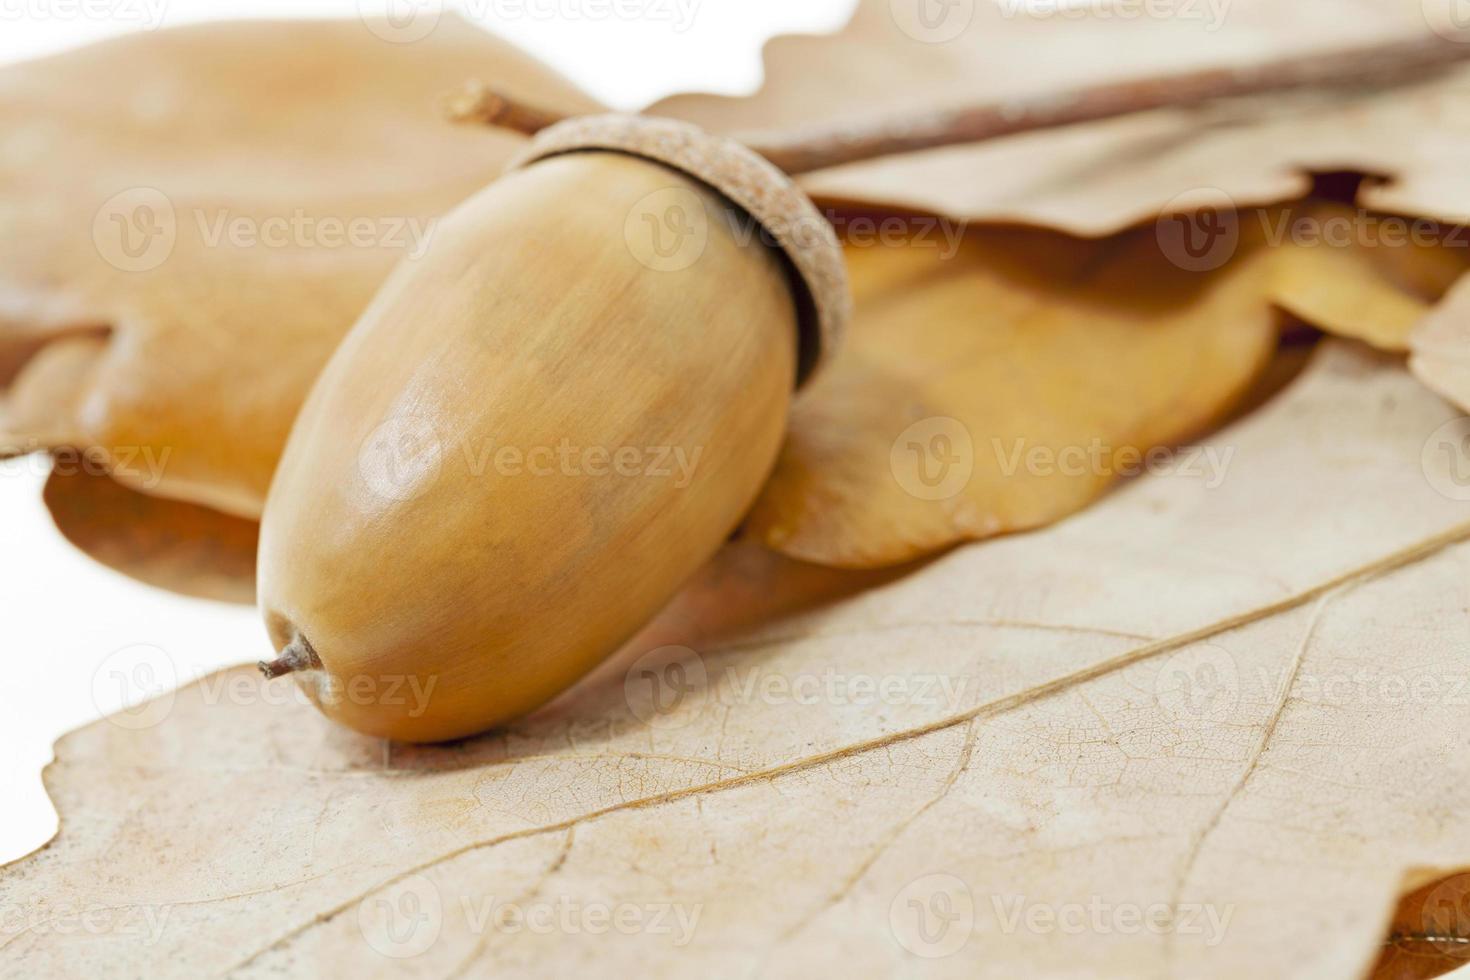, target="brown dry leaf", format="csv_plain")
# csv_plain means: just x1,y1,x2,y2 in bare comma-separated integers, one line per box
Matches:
0,15,600,518
1371,872,1470,979
747,198,1470,568
654,0,1470,233
747,210,1286,568
5,341,1470,977
41,467,259,604
1411,272,1470,412
1264,203,1470,350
